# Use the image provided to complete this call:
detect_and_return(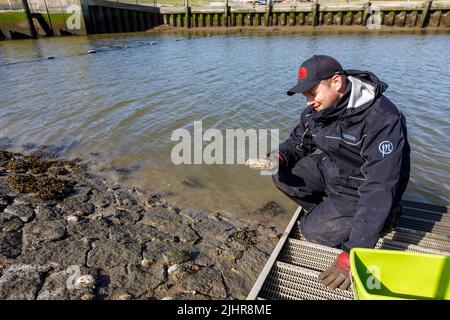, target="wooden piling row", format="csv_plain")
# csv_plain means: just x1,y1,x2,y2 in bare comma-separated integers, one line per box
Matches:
166,7,448,29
